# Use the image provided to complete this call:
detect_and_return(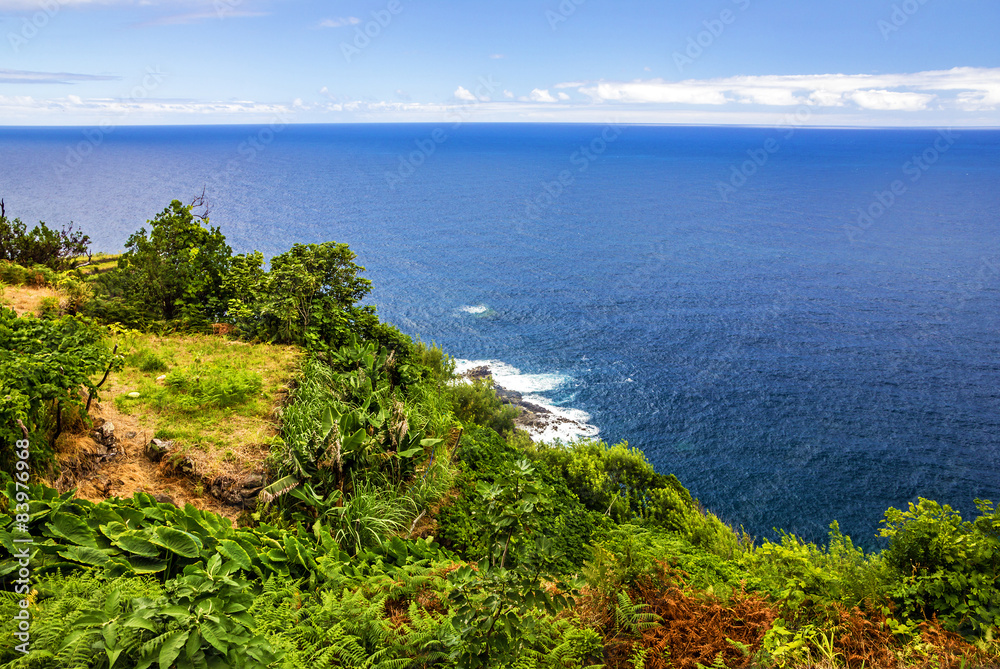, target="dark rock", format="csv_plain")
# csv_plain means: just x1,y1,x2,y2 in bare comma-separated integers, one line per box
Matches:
153,494,177,507
91,421,116,447
145,438,174,462
242,474,264,489
464,365,492,380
